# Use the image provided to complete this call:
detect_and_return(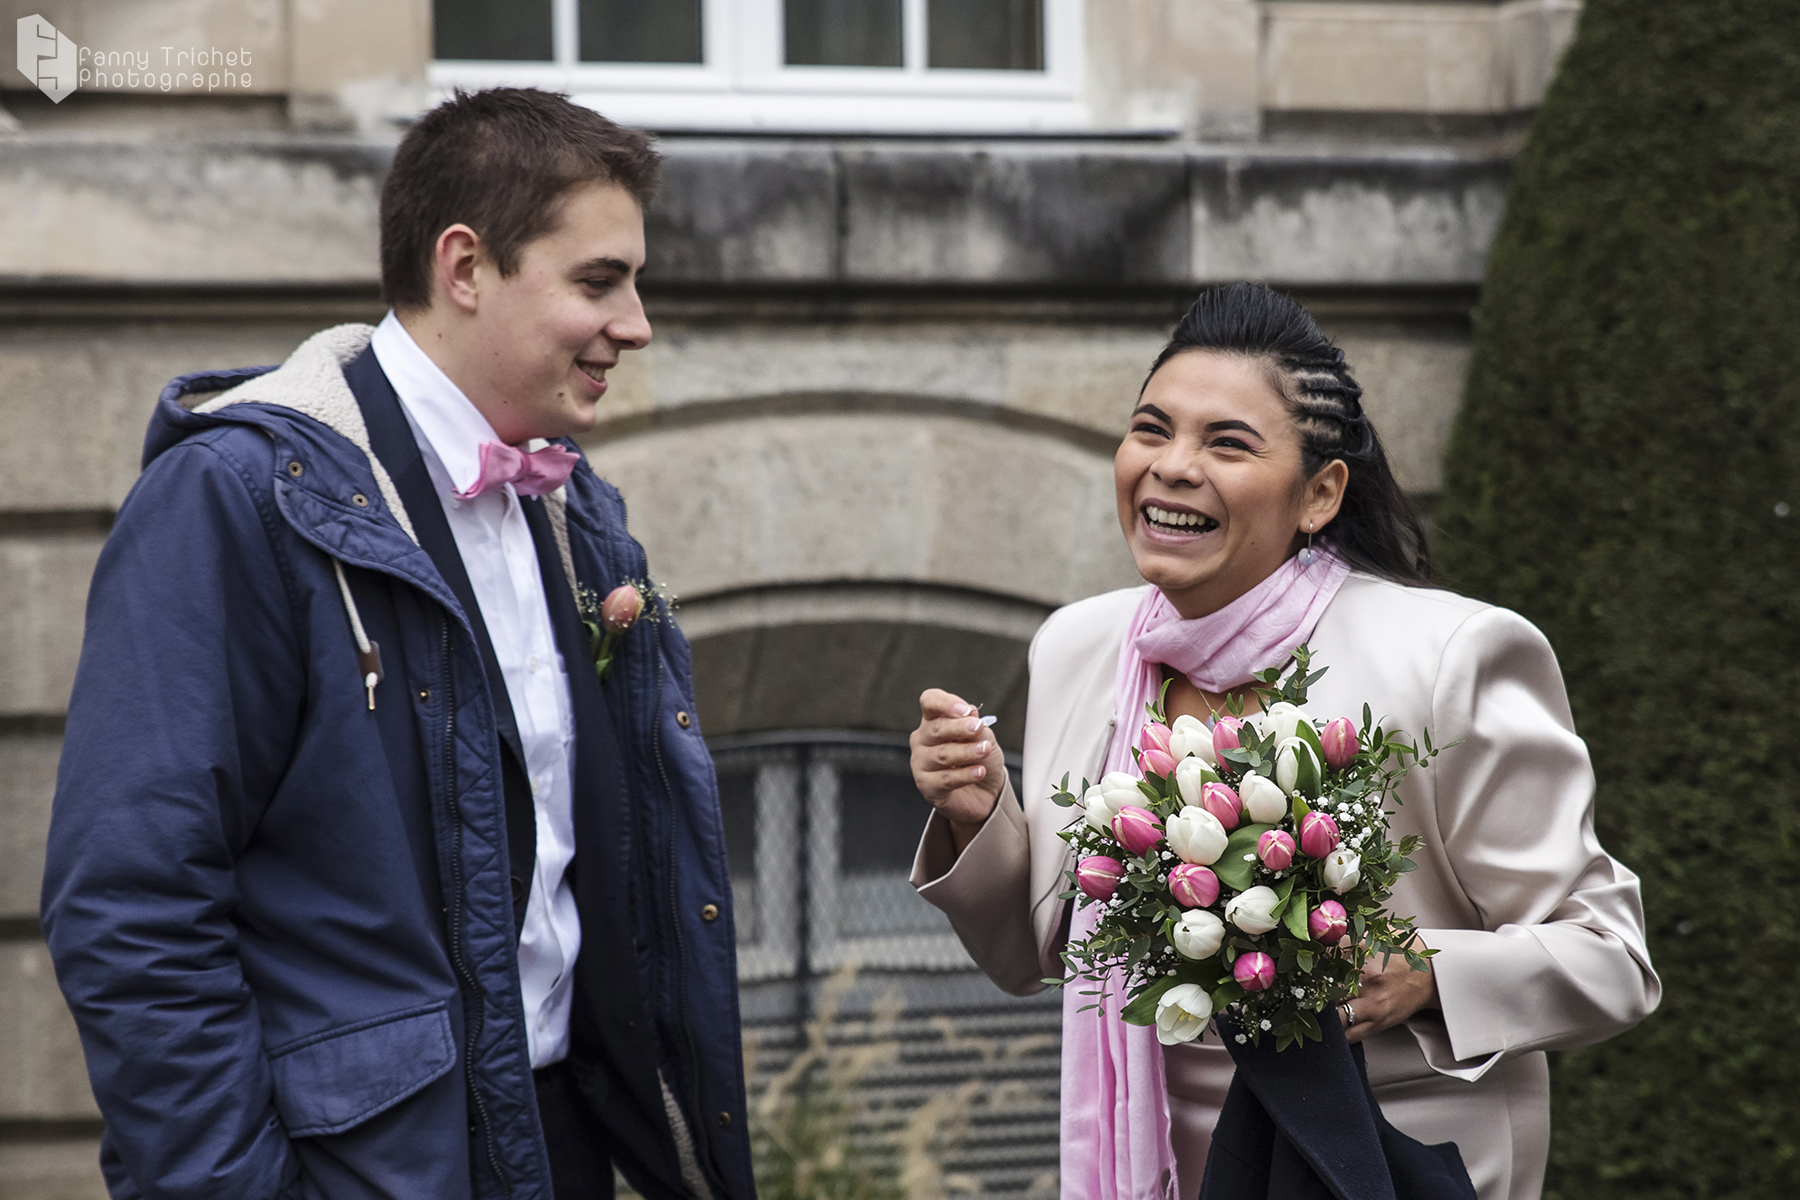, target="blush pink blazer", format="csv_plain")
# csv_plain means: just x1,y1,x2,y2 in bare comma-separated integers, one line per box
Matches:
912,573,1660,1200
